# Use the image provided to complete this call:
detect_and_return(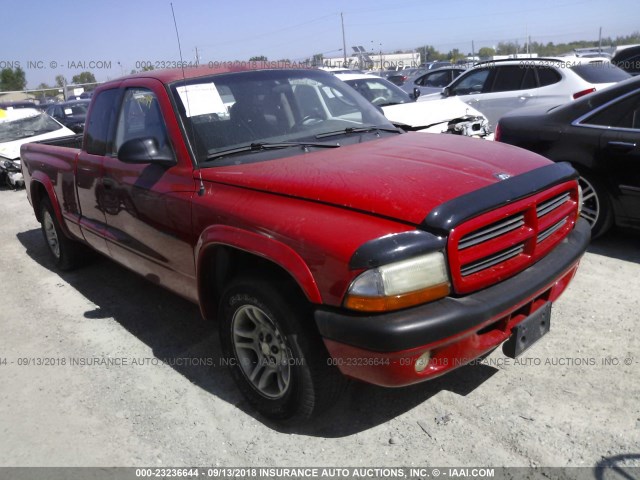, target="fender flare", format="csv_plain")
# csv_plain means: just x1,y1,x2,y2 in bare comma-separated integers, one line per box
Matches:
195,225,323,305
29,172,73,238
